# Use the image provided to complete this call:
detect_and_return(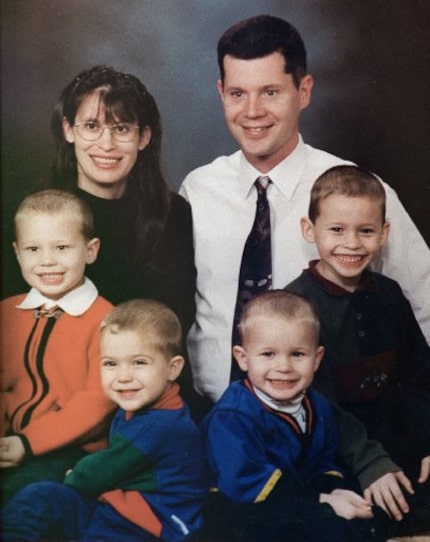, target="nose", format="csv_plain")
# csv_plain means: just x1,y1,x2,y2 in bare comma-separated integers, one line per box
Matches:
343,230,361,249
117,364,133,382
244,94,265,118
39,248,57,266
96,126,116,150
275,355,293,372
